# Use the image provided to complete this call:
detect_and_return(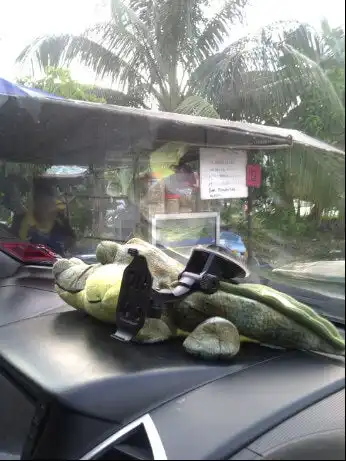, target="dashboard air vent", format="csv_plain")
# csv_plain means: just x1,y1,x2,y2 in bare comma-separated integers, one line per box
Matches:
81,415,167,461
95,423,152,460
